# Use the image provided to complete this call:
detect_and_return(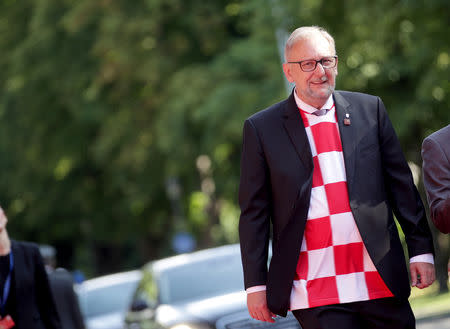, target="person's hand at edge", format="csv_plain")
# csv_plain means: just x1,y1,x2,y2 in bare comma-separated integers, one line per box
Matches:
0,206,7,232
